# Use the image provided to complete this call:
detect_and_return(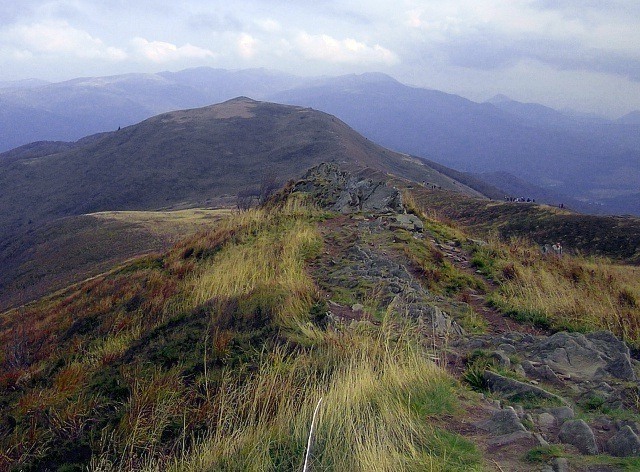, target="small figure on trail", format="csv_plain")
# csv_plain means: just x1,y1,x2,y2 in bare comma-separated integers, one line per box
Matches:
559,203,564,209
552,242,563,256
